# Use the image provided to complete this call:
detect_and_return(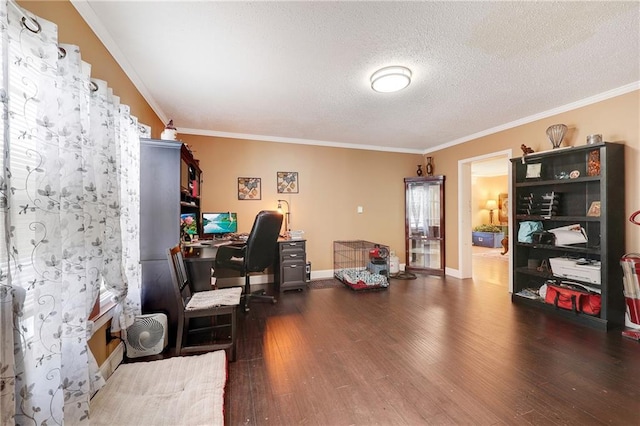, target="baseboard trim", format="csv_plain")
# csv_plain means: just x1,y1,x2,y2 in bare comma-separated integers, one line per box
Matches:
215,267,413,284
445,267,463,278
99,341,124,380
310,265,407,281
310,269,333,280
